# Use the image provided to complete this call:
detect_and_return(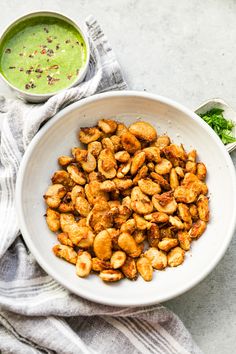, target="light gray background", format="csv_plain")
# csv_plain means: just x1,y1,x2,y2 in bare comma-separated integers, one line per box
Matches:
1,1,235,353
